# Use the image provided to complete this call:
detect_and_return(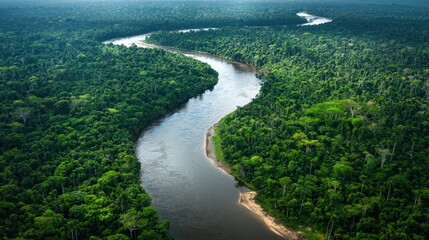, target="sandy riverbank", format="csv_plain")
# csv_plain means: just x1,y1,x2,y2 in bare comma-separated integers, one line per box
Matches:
205,124,300,240
240,191,301,239
205,123,232,175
